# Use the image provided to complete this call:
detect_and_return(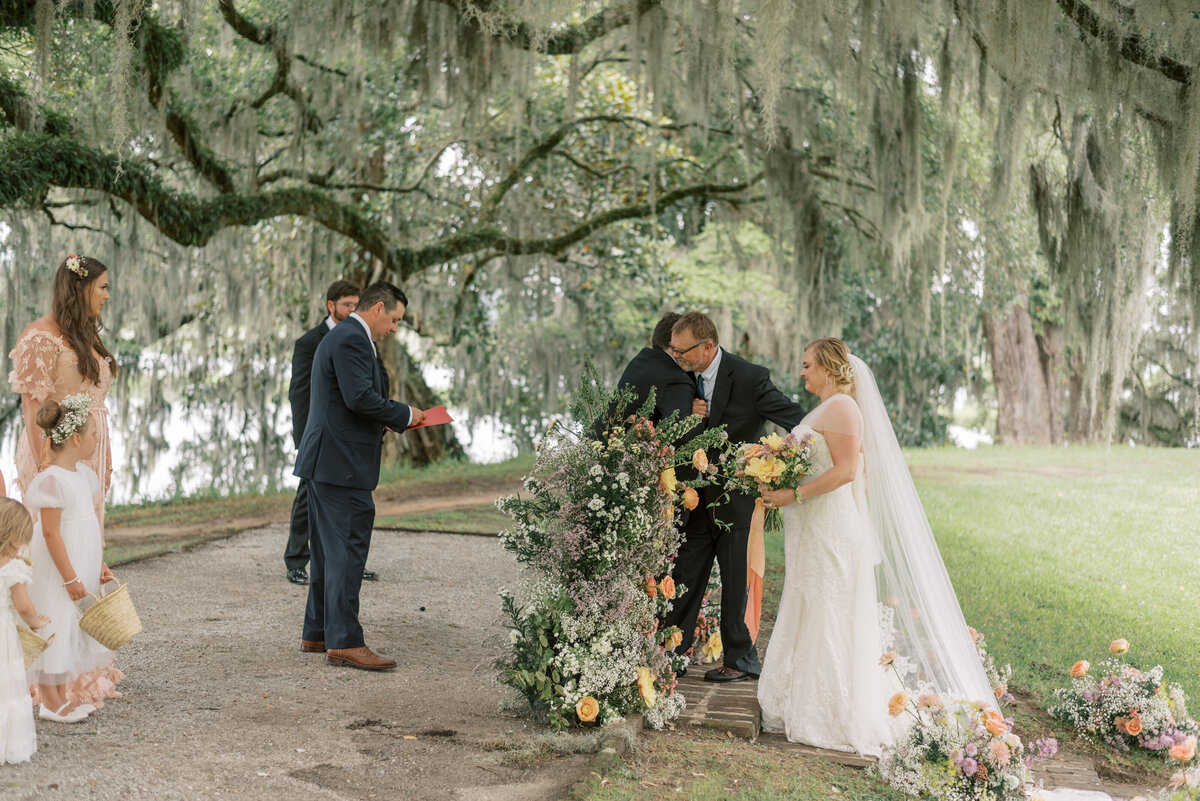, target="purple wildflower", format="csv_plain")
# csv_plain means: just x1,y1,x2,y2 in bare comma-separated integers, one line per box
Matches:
960,757,979,776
